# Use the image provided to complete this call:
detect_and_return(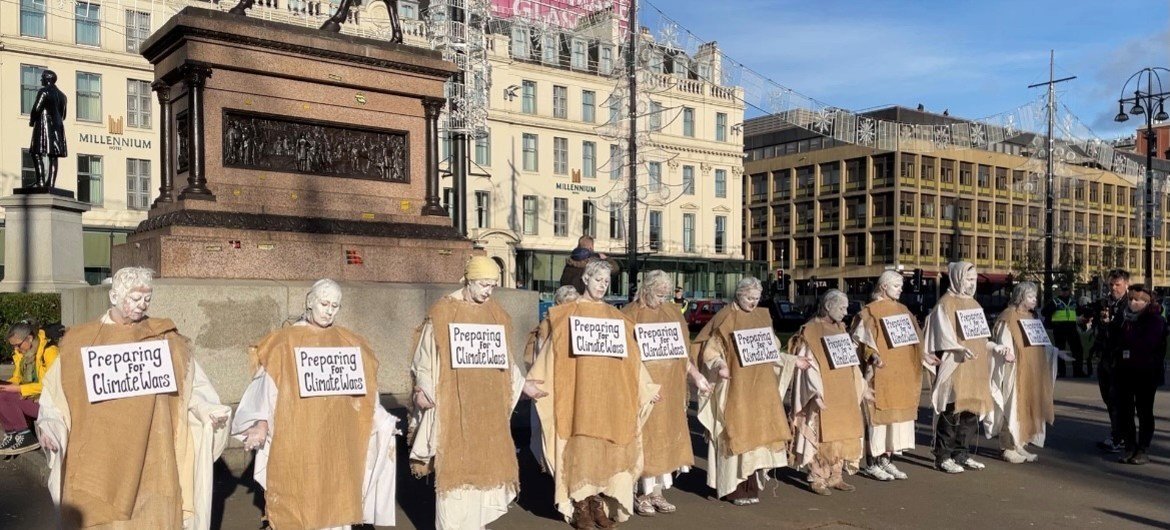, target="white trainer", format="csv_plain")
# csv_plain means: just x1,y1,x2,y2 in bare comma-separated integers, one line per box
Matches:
1018,447,1039,462
863,464,895,481
959,457,986,470
880,460,908,479
1002,449,1027,464
937,459,965,474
